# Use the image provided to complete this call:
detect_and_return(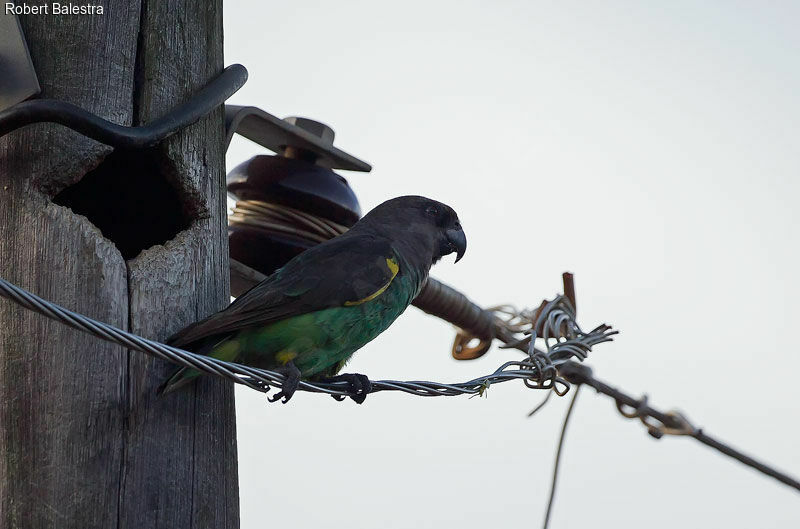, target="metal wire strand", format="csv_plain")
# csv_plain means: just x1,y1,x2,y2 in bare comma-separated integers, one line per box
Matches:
0,275,614,400
543,385,582,529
